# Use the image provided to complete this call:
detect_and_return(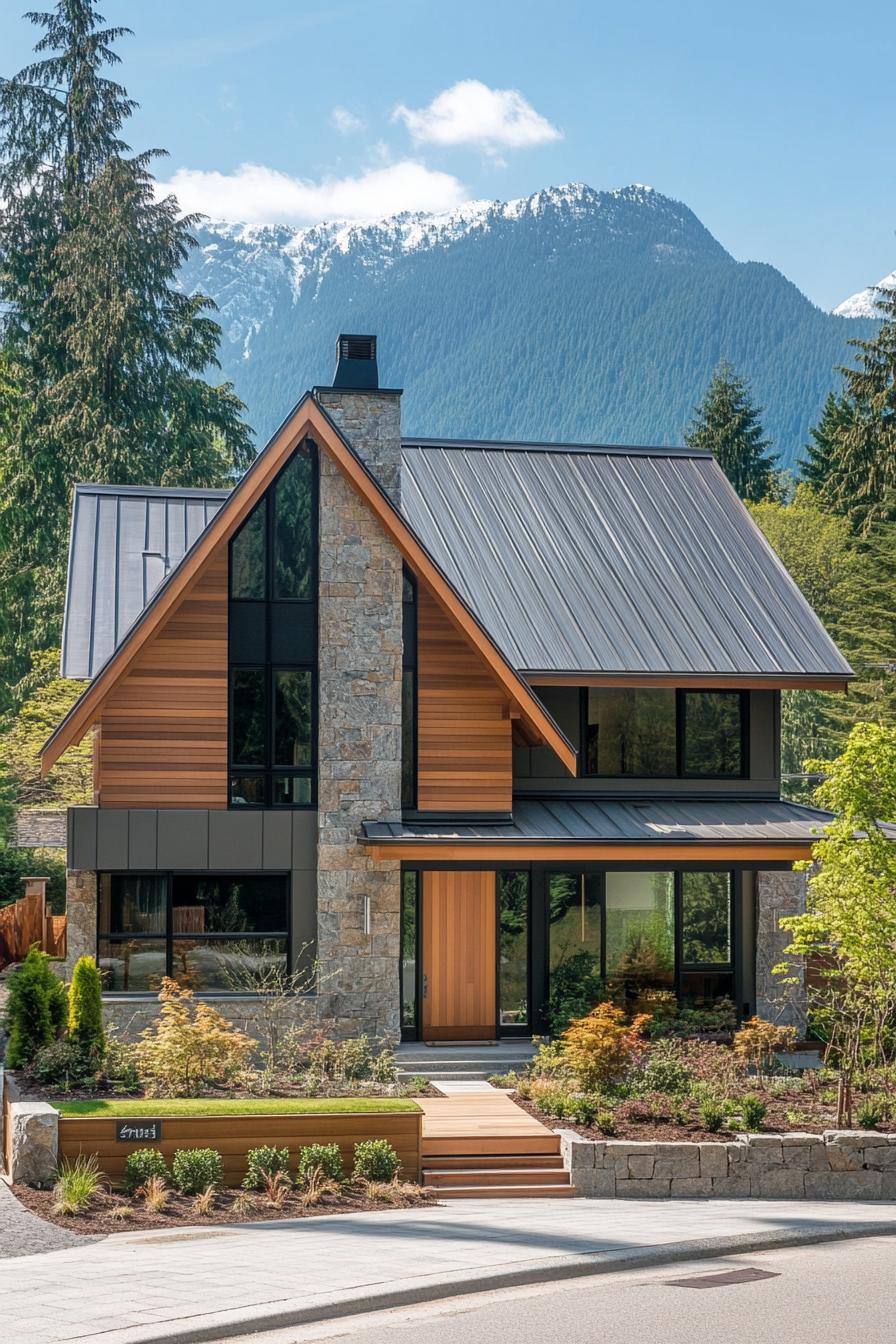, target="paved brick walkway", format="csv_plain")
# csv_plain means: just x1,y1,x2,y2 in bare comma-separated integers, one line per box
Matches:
0,1180,96,1259
2,1197,896,1343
